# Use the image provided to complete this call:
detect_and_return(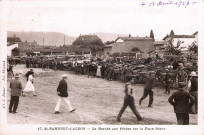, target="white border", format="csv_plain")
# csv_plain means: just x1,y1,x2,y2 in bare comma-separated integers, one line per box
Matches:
1,0,204,135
